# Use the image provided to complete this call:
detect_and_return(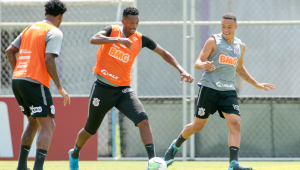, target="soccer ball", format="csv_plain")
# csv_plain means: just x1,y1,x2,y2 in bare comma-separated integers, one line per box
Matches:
146,157,167,170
